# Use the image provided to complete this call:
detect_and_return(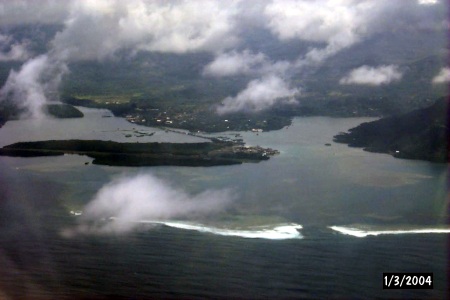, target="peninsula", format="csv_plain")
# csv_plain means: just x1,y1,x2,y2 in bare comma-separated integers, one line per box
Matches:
0,139,279,167
333,99,448,163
